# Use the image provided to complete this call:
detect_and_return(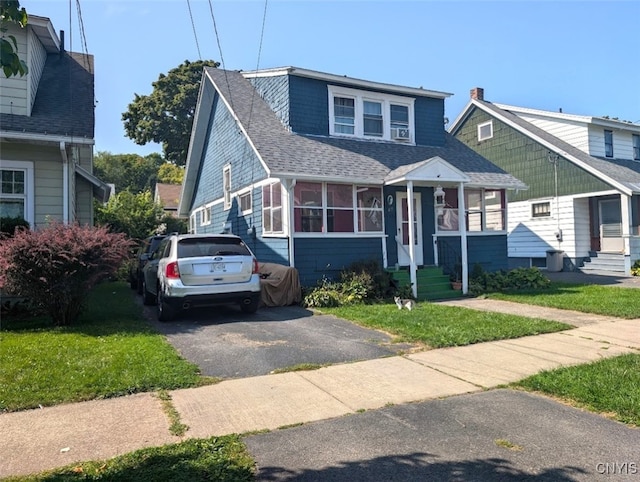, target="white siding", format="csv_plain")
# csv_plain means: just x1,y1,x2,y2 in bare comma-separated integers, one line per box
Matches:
515,114,590,153
27,28,47,115
588,125,637,160
507,195,582,258
0,23,29,115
